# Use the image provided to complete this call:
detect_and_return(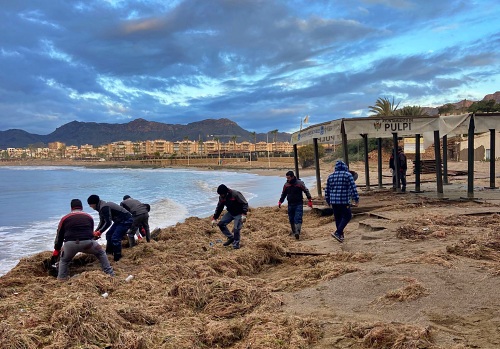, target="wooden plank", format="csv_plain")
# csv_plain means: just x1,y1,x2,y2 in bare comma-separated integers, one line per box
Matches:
286,251,330,257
